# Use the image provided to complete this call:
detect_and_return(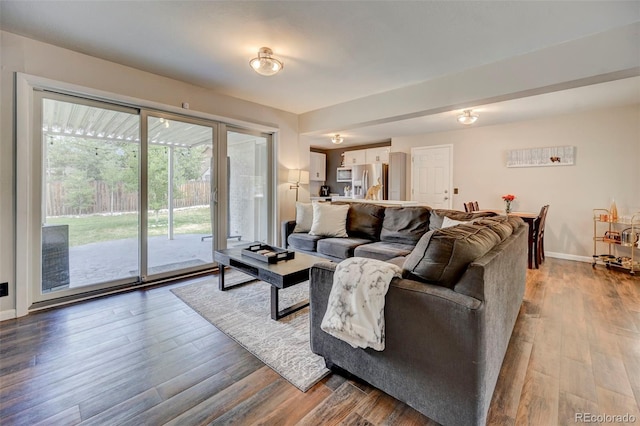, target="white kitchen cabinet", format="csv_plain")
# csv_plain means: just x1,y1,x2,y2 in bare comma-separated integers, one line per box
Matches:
365,147,390,164
344,149,366,165
310,151,326,181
